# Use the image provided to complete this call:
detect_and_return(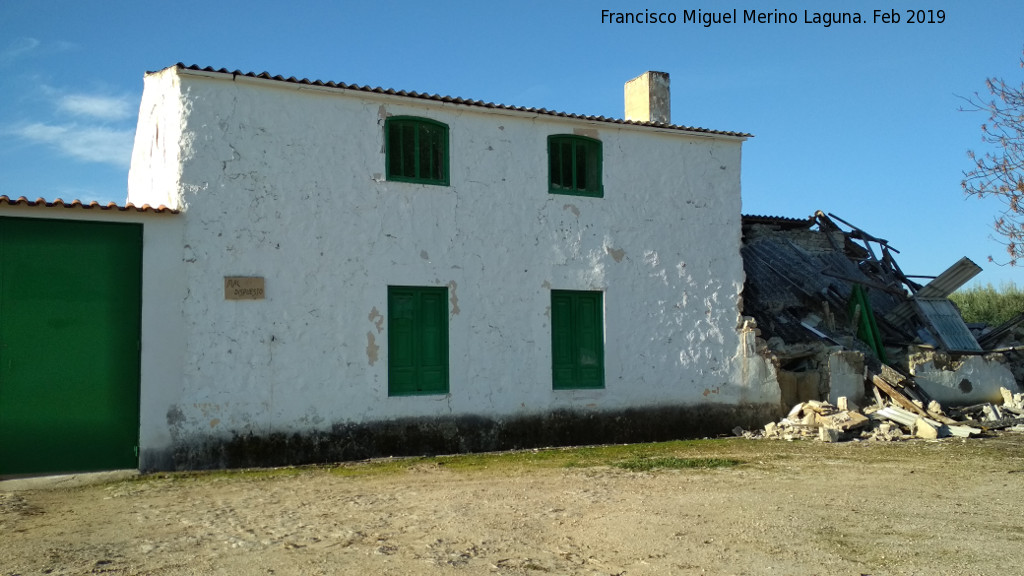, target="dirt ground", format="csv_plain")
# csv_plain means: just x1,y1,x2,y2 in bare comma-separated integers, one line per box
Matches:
3,434,1024,576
